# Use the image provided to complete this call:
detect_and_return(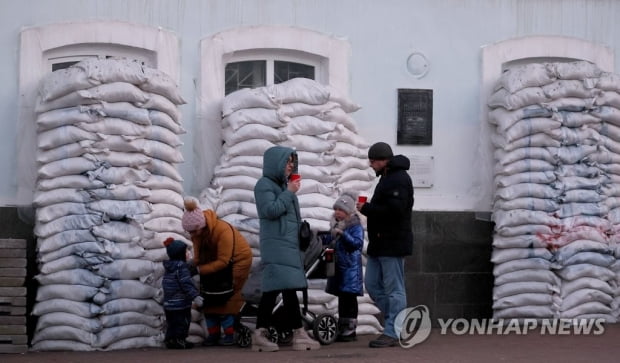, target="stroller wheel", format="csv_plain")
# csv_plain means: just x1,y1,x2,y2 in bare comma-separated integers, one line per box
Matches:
236,324,252,348
279,329,293,345
267,326,279,344
313,314,338,345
